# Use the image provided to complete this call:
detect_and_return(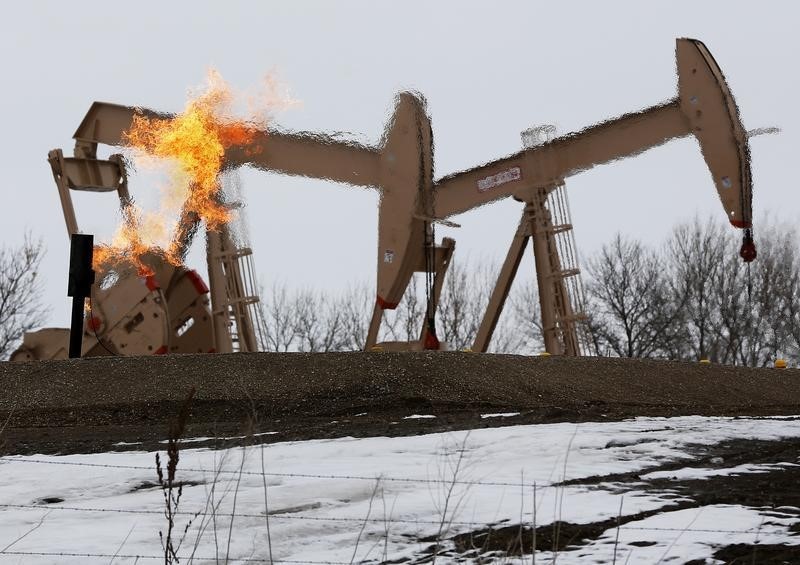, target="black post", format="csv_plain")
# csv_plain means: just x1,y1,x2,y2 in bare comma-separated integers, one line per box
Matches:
67,234,95,359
